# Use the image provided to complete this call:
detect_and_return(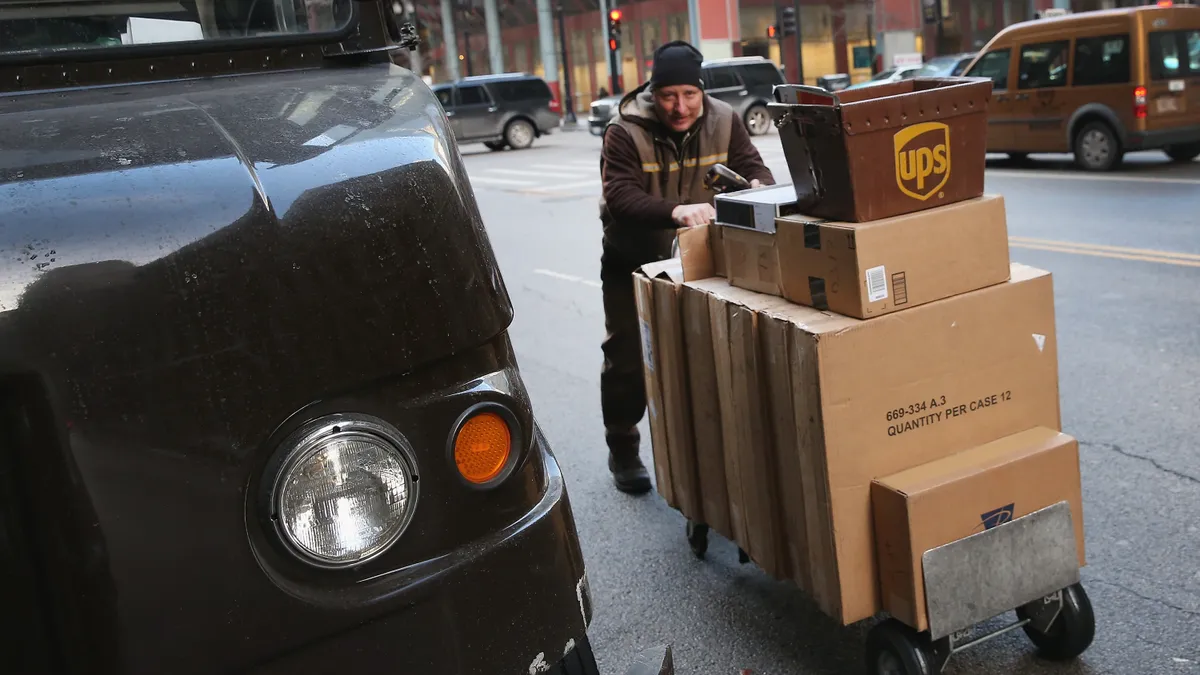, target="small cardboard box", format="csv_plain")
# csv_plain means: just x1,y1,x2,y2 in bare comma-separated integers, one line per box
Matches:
633,259,700,519
752,262,1061,623
770,77,993,222
720,195,1011,319
774,194,1011,319
871,426,1086,632
722,226,781,297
